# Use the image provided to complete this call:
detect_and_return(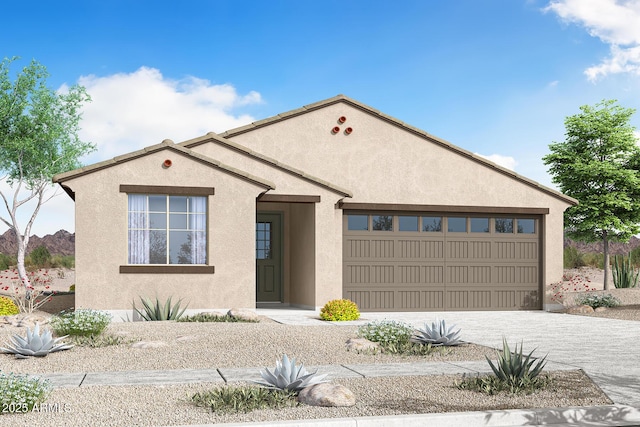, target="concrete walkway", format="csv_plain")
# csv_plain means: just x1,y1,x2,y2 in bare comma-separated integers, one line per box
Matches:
36,308,640,426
